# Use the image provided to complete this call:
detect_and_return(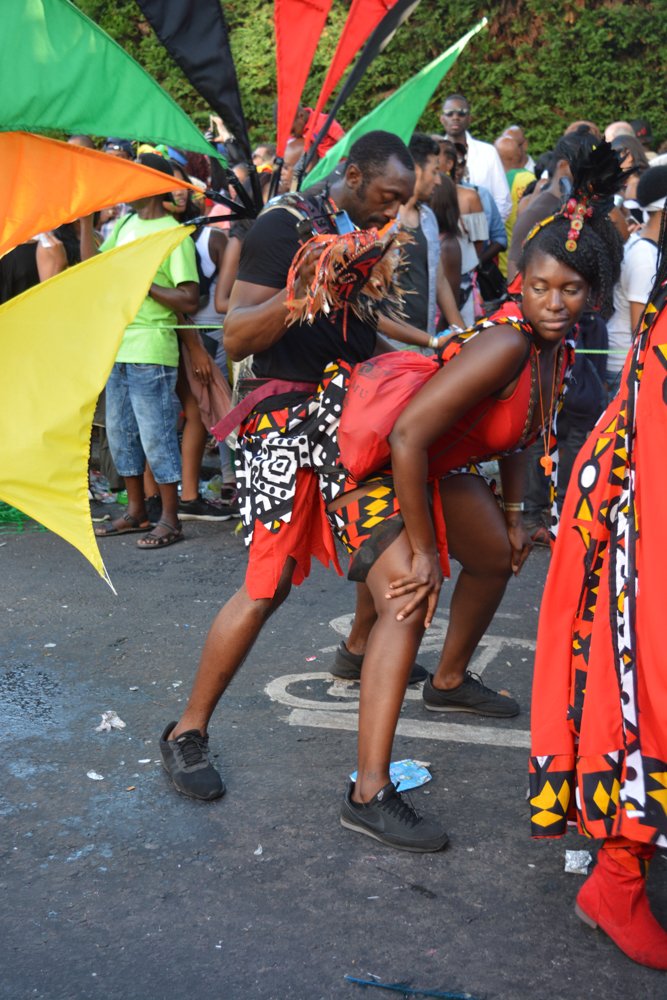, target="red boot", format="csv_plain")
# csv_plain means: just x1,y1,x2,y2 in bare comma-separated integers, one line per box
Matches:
575,837,667,969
